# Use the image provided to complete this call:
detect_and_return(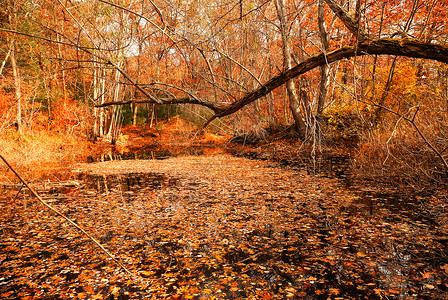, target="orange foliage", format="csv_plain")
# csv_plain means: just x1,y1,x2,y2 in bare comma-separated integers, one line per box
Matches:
50,98,86,134
0,90,14,110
